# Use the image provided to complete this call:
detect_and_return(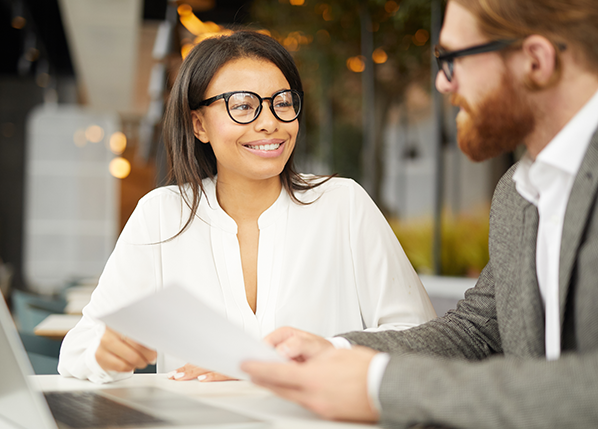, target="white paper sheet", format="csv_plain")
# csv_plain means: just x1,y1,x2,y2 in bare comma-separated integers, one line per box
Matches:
98,285,285,379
